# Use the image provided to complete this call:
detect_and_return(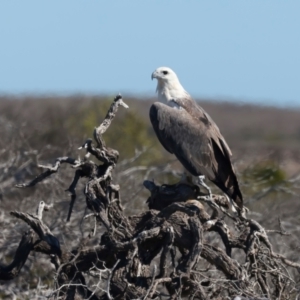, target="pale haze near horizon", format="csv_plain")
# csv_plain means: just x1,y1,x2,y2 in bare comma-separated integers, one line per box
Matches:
0,1,299,107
